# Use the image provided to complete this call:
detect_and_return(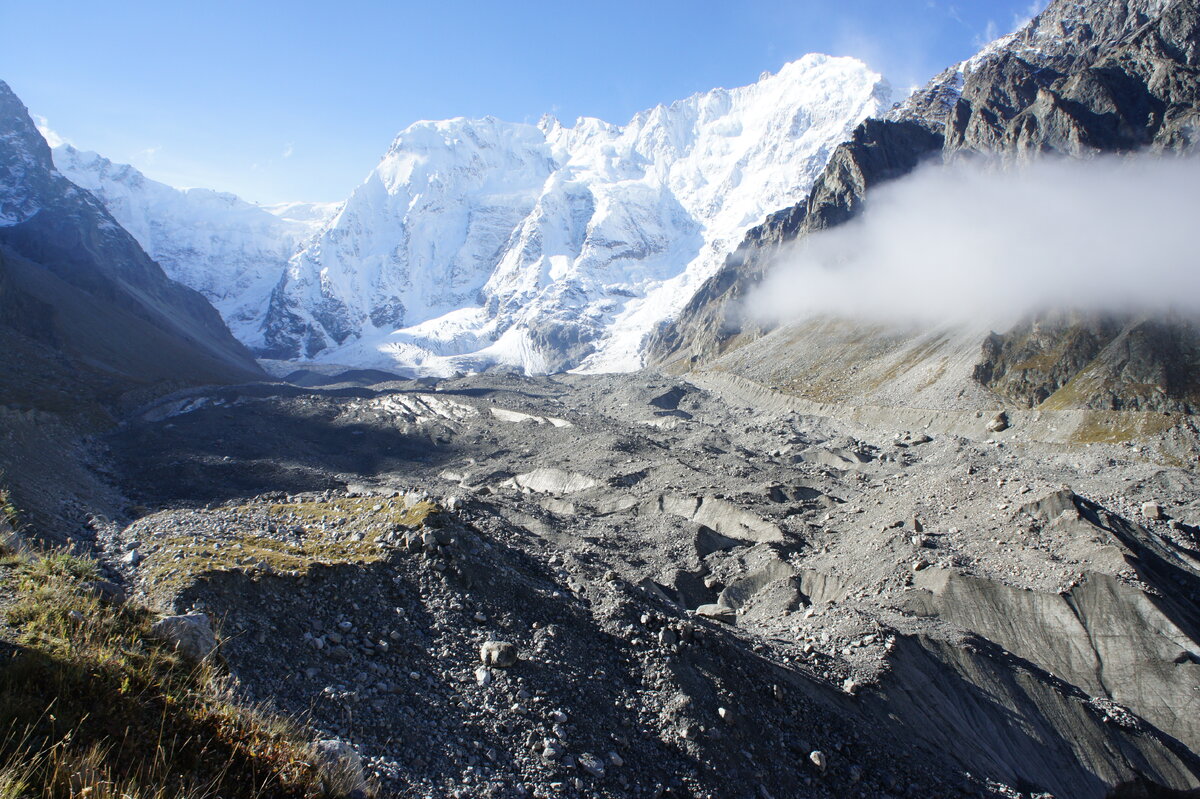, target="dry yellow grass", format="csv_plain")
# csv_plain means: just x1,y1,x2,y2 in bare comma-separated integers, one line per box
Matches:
0,541,330,798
